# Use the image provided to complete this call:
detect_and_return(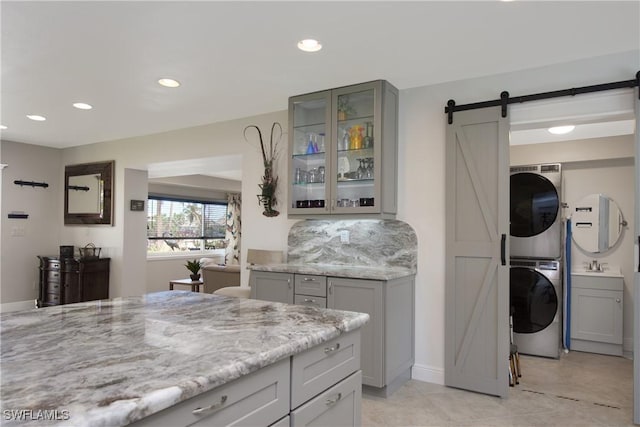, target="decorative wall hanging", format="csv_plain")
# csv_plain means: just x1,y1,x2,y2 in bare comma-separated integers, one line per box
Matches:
243,122,282,217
